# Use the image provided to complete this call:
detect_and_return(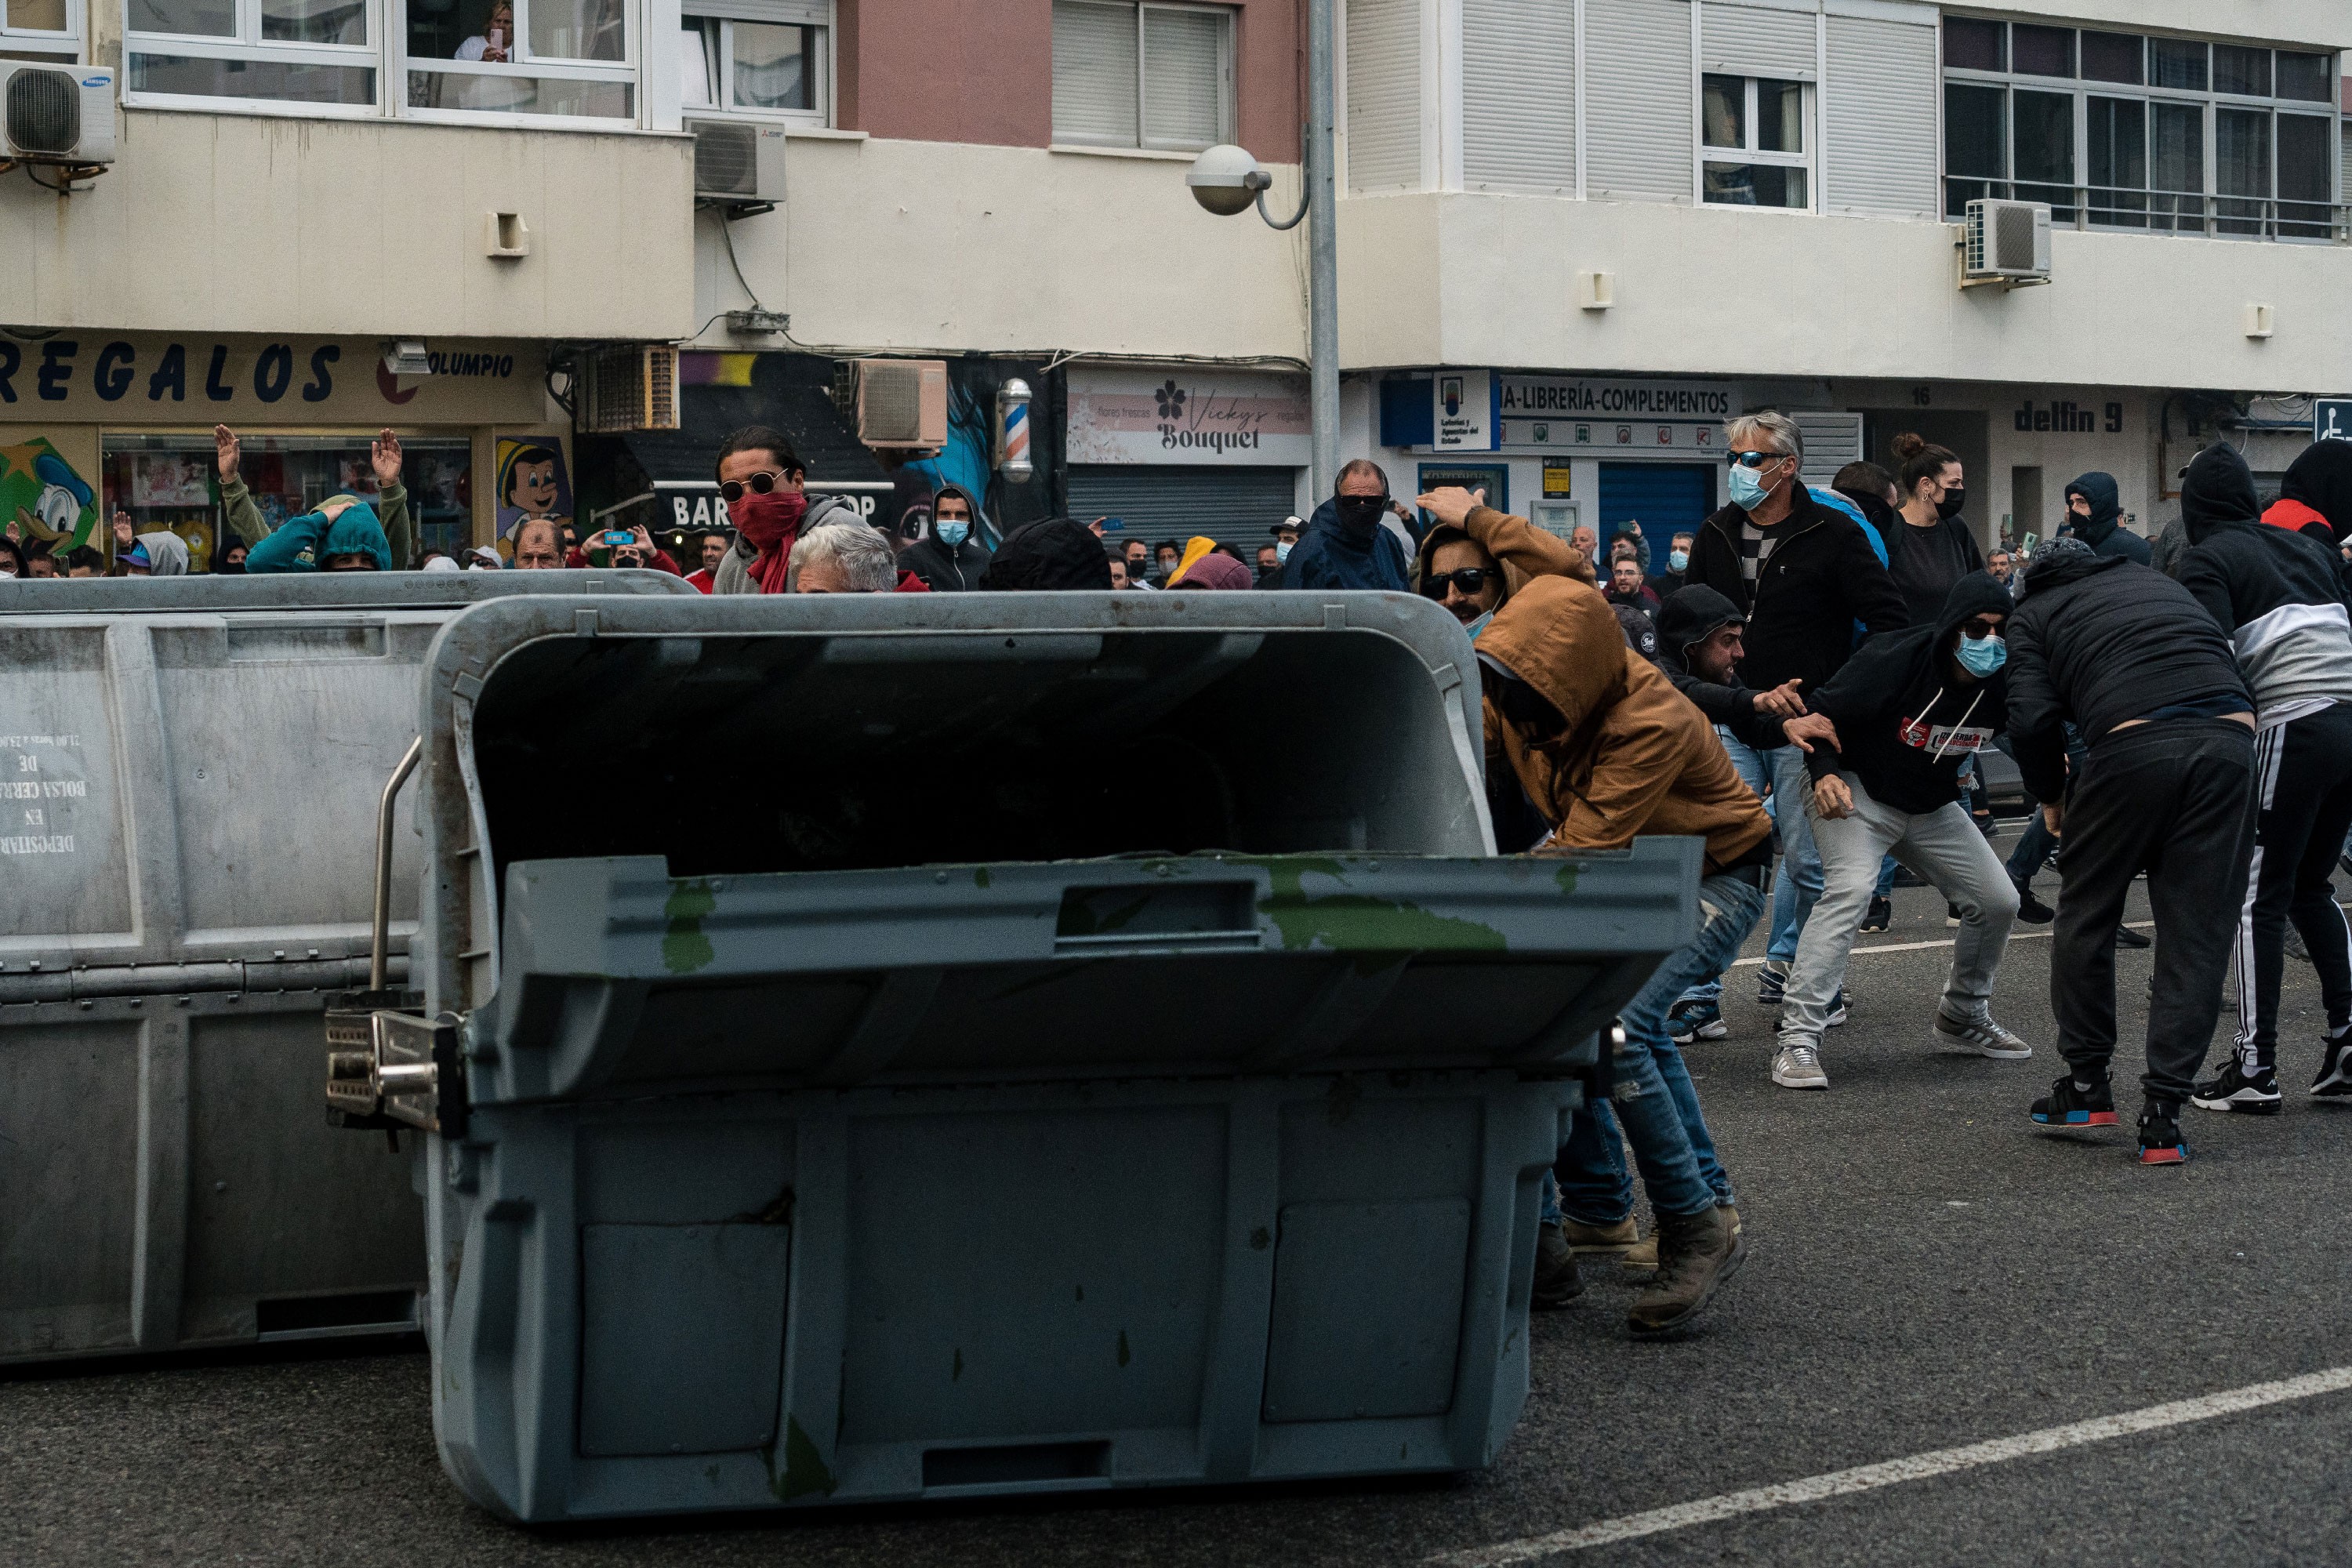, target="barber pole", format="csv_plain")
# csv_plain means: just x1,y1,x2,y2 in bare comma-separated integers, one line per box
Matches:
996,378,1034,481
